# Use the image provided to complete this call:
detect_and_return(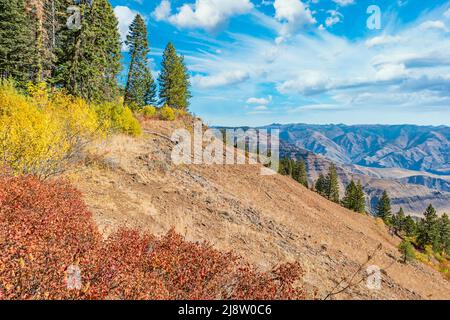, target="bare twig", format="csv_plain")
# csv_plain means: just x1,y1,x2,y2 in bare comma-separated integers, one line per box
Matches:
323,243,383,300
